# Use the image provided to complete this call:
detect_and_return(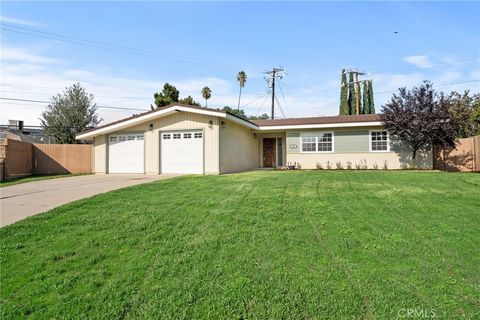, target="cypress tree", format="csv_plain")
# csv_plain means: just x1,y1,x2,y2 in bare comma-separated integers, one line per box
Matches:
362,81,368,114
339,69,349,115
357,79,362,115
347,72,356,115
368,80,375,114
